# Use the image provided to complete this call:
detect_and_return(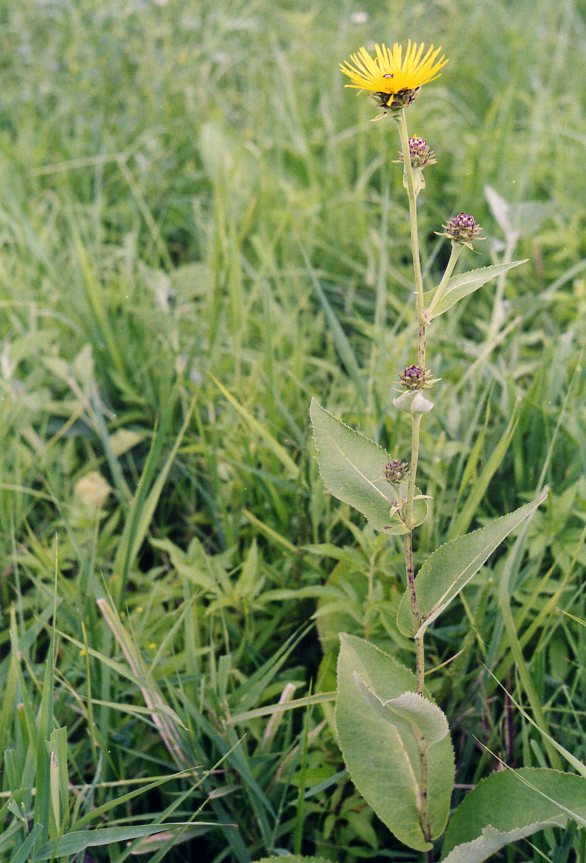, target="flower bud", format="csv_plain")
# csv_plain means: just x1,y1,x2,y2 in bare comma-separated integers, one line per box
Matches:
400,364,425,389
384,459,409,483
439,212,484,249
406,135,437,168
398,365,438,390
